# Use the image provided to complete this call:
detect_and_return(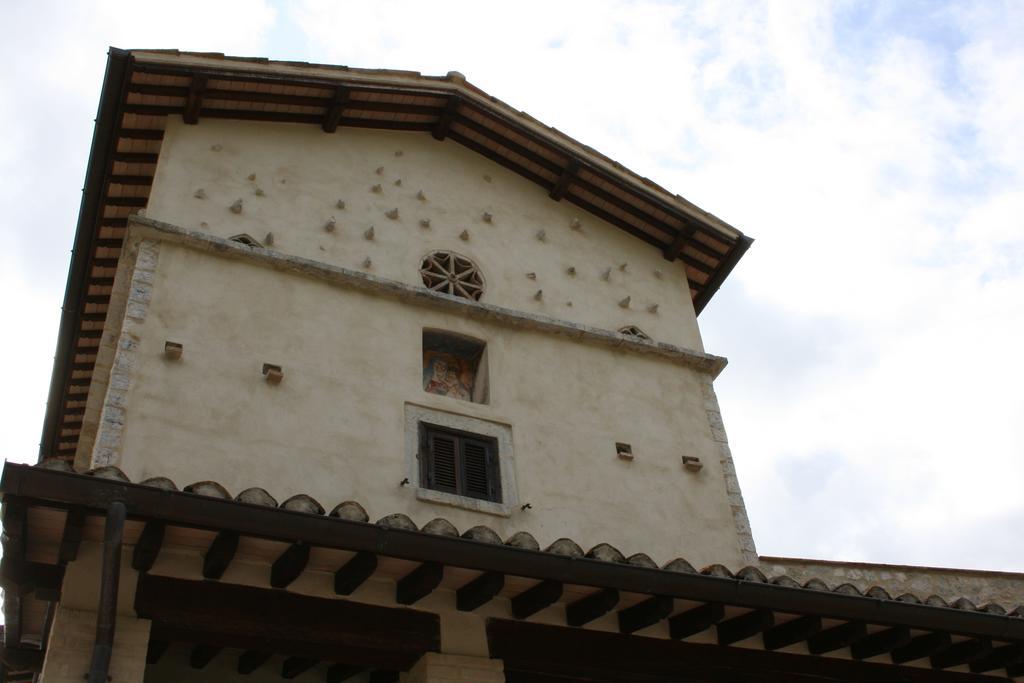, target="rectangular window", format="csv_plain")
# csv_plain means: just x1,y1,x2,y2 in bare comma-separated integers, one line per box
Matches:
420,424,501,502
